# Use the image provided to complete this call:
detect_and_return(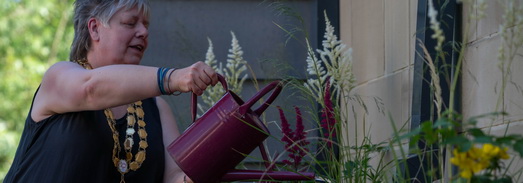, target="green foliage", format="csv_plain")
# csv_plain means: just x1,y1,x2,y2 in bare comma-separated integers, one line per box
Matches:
270,0,523,182
199,32,249,113
0,0,74,180
396,99,523,181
